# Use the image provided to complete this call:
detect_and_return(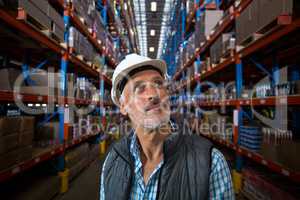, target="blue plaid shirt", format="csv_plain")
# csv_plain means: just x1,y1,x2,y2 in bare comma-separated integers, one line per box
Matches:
100,134,235,200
